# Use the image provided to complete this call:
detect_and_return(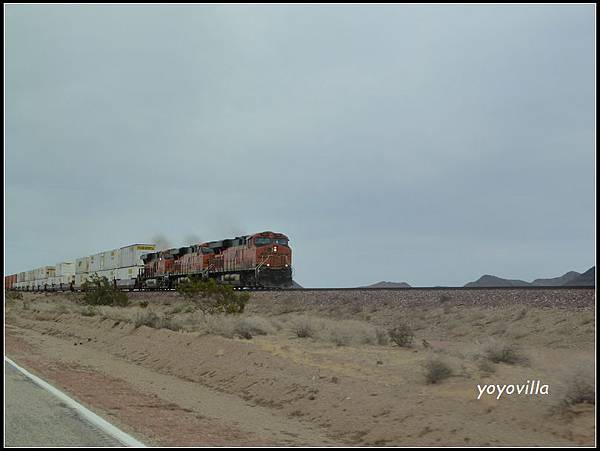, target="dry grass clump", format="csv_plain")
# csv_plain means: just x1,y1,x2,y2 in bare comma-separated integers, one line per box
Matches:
423,357,453,384
482,340,528,365
477,359,497,375
134,311,181,331
375,327,390,345
291,315,319,338
286,315,390,347
233,316,276,339
192,314,277,339
561,366,595,408
81,306,99,317
5,290,23,300
388,321,414,347
325,320,380,346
